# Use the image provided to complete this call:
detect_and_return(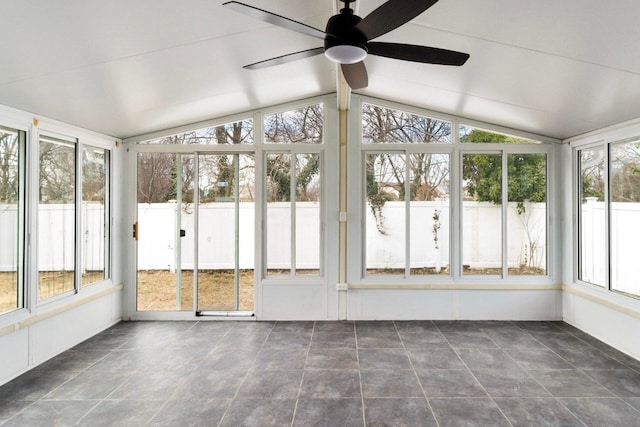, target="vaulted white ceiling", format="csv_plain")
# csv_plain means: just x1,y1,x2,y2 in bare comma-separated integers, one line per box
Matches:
0,0,639,140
